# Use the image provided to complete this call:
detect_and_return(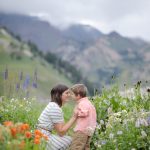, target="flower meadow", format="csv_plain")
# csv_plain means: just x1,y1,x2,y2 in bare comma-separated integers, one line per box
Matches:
91,84,150,150
0,80,150,149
